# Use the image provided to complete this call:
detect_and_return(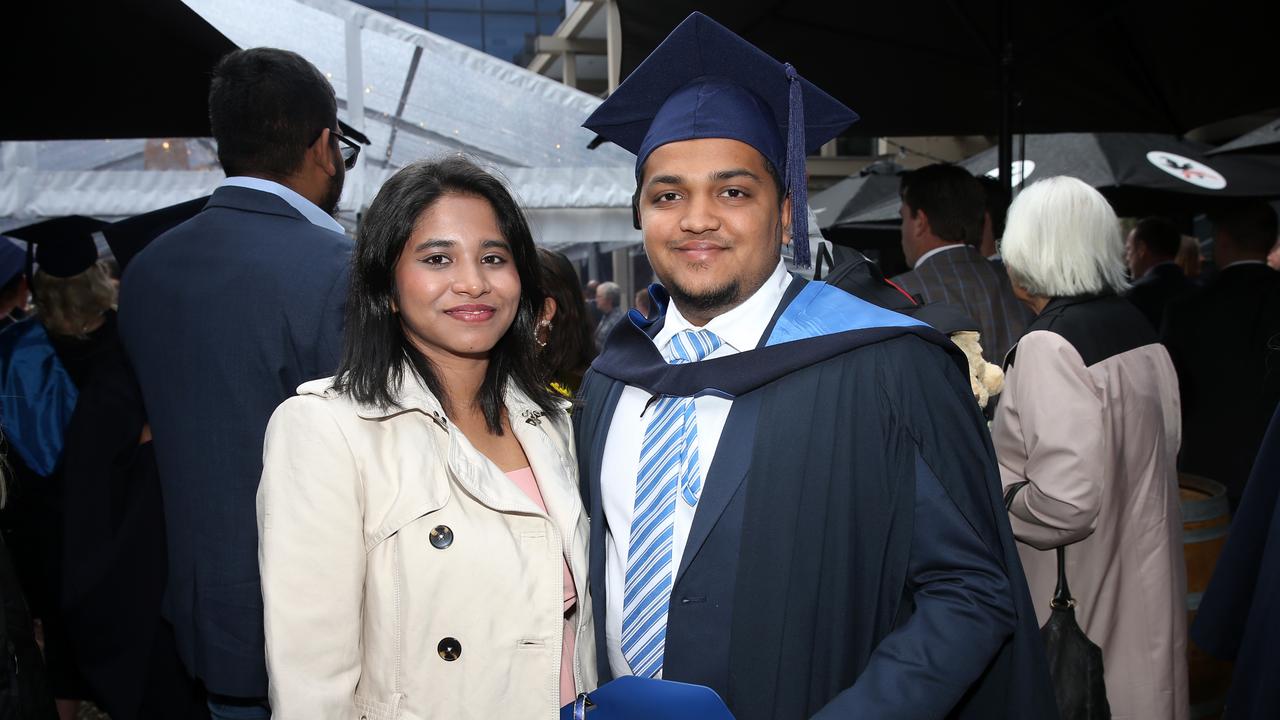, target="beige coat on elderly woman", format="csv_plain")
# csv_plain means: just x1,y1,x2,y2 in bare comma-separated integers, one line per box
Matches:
994,295,1188,720
257,374,595,720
